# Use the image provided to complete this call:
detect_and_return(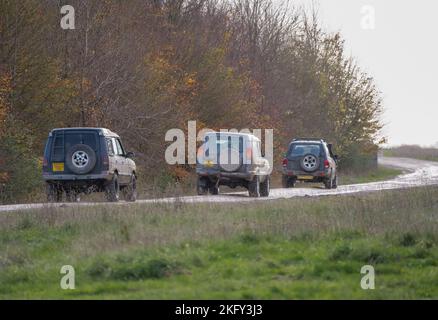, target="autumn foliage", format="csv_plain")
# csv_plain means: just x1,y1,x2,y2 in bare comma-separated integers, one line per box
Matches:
0,0,384,202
